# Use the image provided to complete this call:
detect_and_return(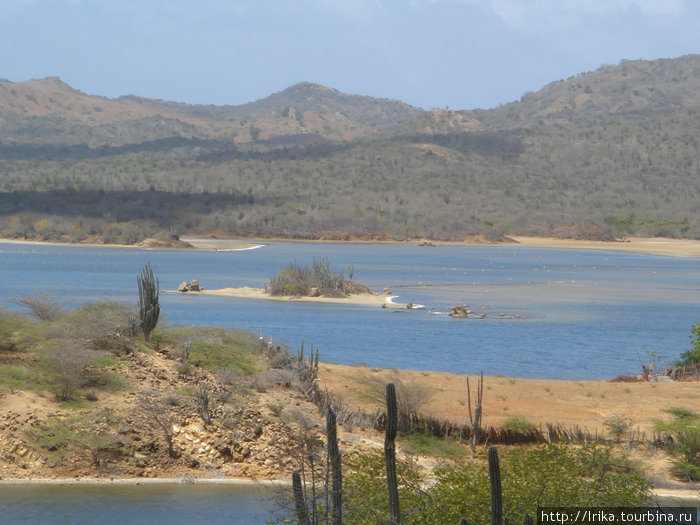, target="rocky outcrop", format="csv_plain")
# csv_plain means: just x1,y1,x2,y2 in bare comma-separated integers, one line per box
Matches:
449,305,471,318
178,280,202,293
